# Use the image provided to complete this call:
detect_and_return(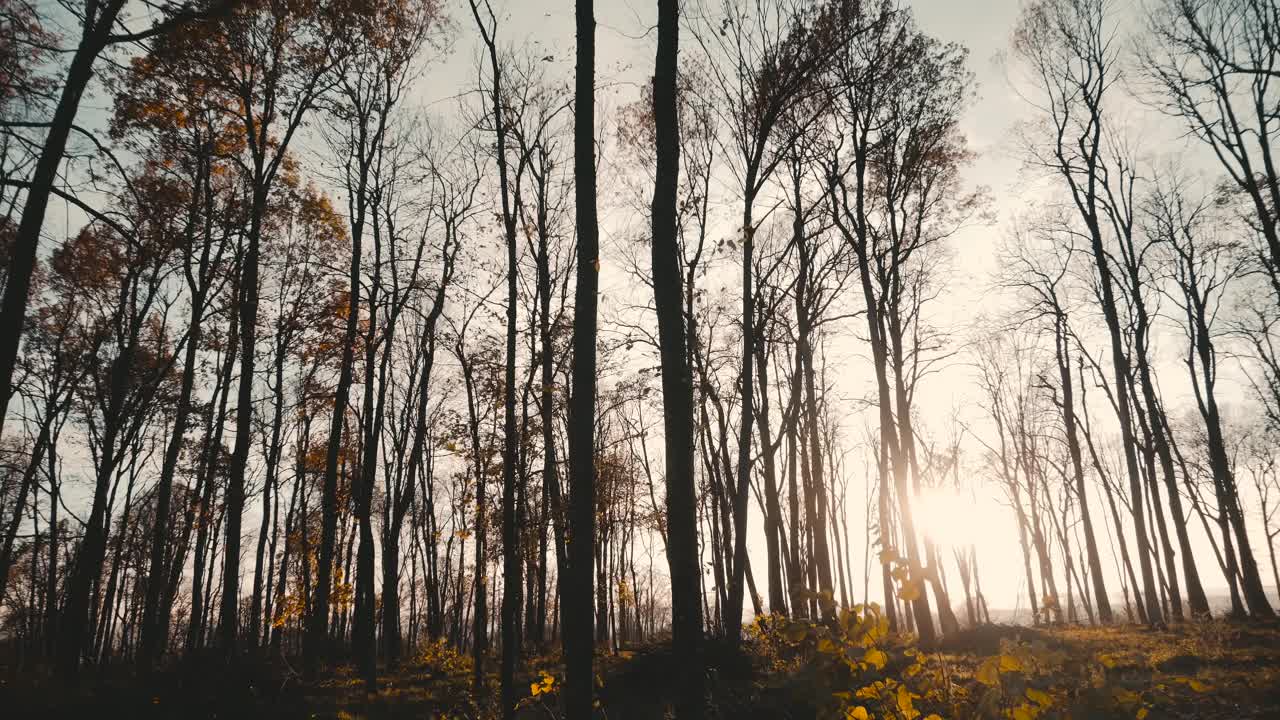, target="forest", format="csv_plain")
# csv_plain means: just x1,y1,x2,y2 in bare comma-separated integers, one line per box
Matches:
1,0,1279,717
